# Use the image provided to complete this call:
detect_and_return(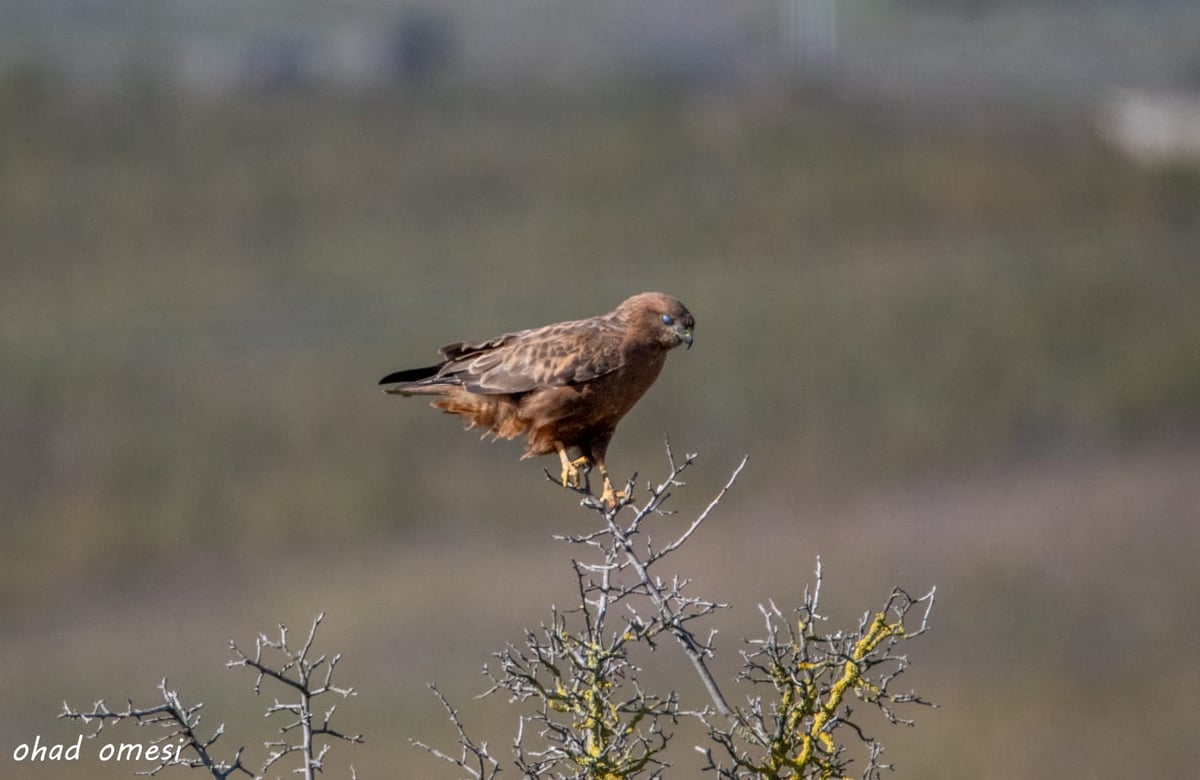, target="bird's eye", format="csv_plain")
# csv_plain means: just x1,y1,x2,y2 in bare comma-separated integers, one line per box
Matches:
661,314,674,326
